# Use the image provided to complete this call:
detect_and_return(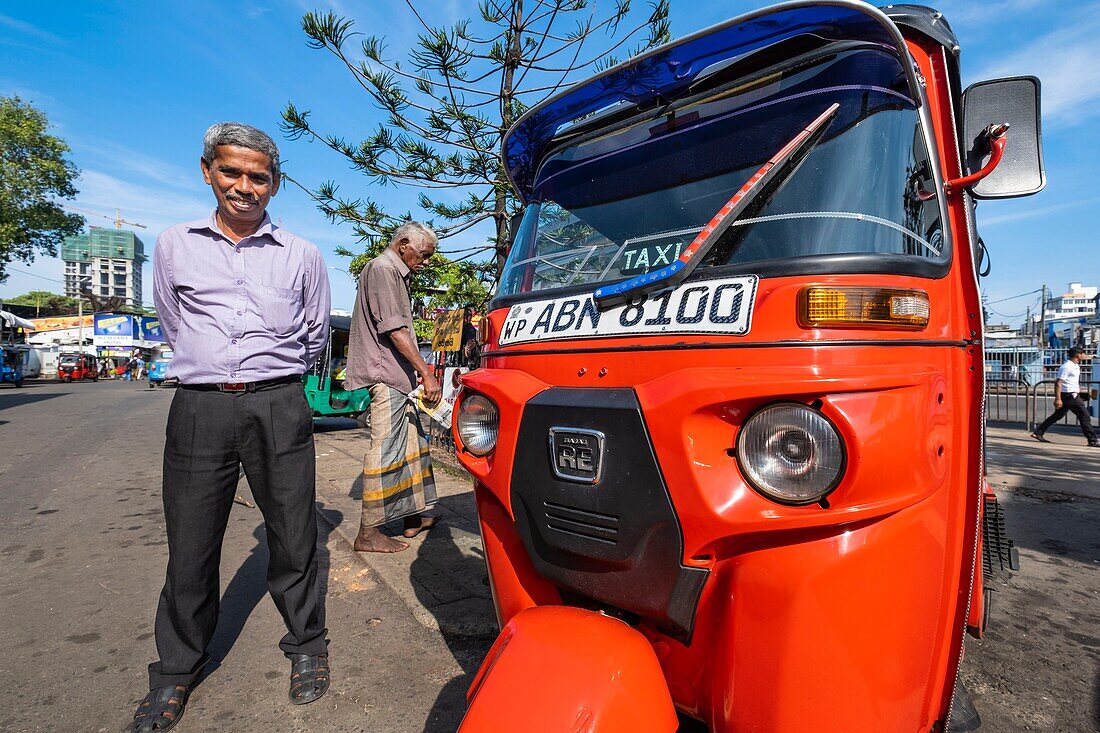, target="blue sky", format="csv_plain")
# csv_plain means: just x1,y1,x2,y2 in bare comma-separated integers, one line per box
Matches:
1,0,1096,323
